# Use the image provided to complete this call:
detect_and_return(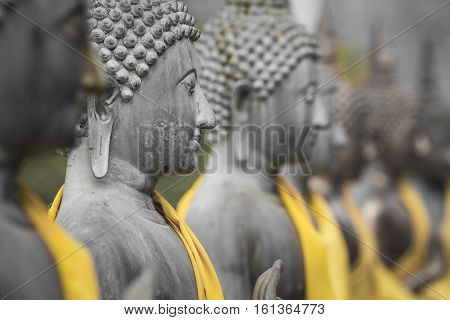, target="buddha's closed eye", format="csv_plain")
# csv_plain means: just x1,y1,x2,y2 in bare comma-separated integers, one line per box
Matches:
182,77,196,96
180,70,197,96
